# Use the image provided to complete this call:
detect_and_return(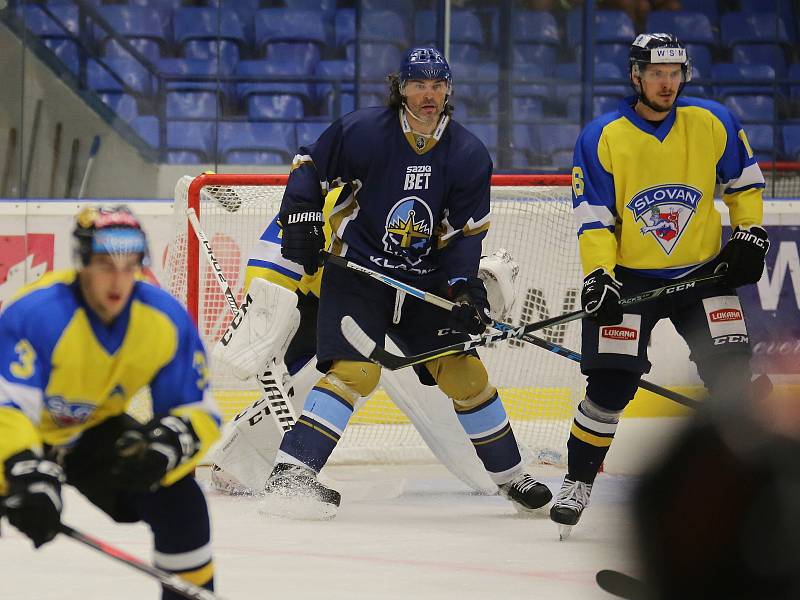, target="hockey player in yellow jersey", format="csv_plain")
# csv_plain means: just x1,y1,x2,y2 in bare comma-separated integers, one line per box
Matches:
0,206,221,599
551,34,770,539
